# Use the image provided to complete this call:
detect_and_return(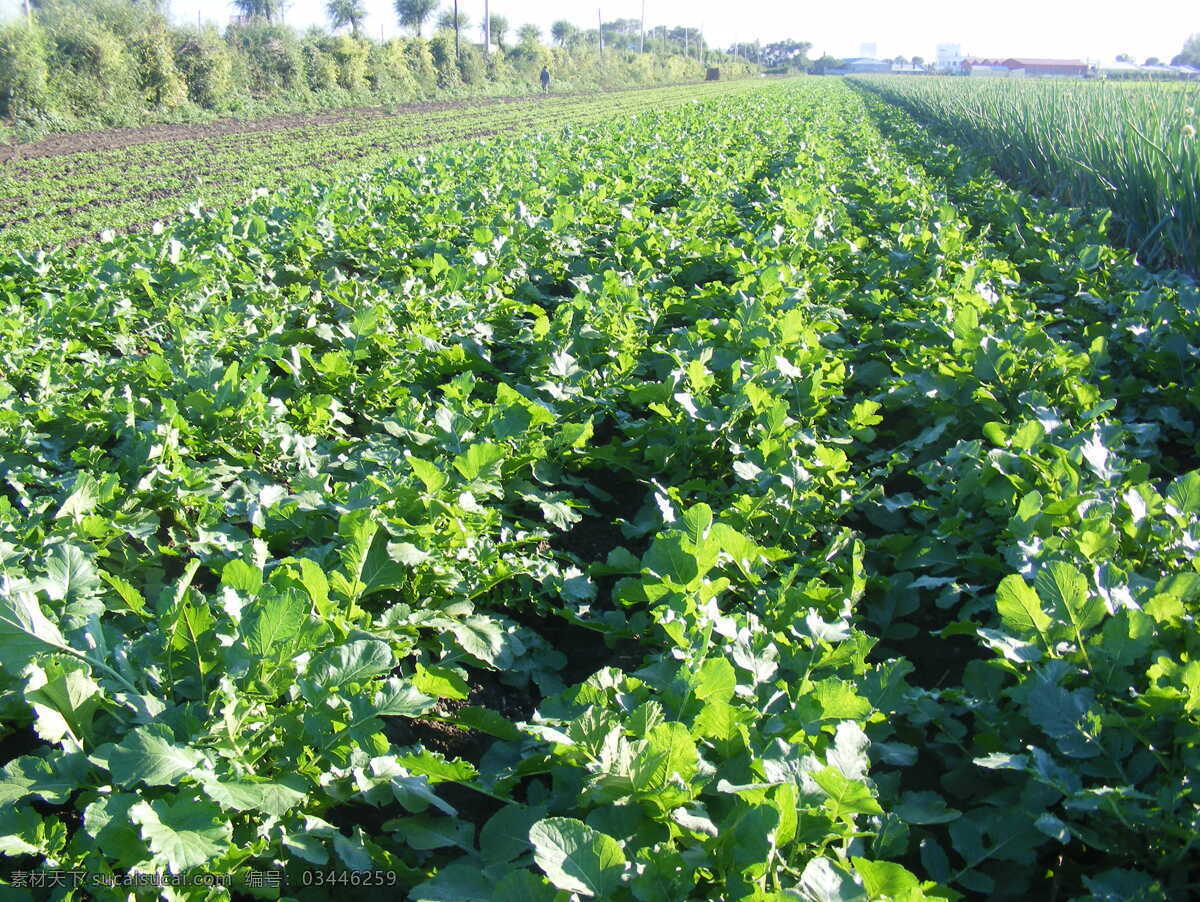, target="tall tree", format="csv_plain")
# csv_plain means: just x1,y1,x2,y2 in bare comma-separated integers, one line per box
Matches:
550,20,576,47
437,8,470,31
761,39,812,69
488,14,509,49
326,0,365,37
1171,34,1199,67
517,23,541,45
232,0,288,23
394,0,436,37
